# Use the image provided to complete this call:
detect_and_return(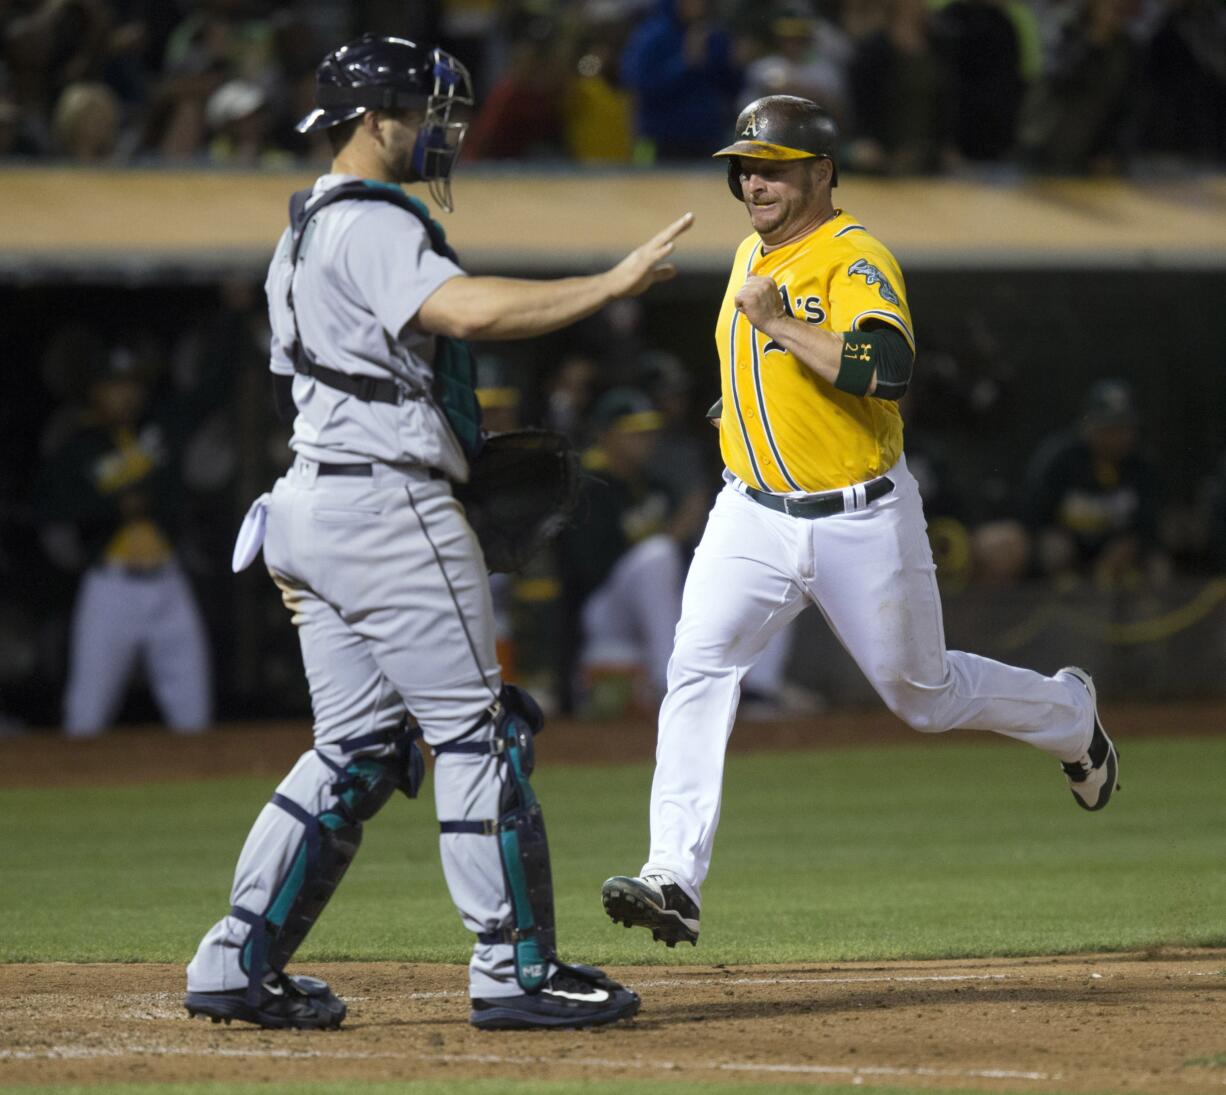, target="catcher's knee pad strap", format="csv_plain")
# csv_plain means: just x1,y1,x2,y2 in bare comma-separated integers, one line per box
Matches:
437,685,555,992
318,725,427,818
236,729,426,1002
322,721,427,812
